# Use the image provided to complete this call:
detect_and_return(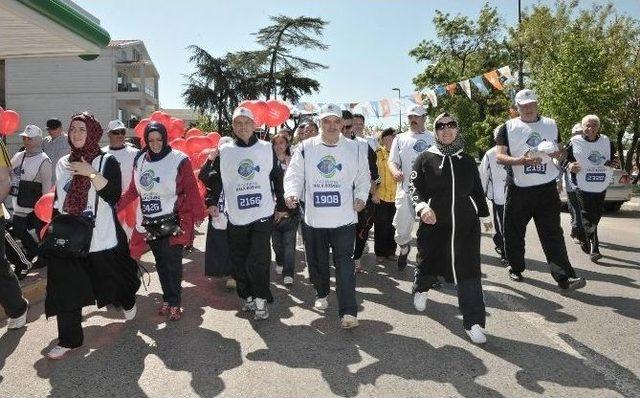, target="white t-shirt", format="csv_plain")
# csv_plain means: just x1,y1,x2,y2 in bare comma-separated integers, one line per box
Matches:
102,144,139,193
389,130,435,192
284,134,371,229
479,146,507,205
570,134,613,193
